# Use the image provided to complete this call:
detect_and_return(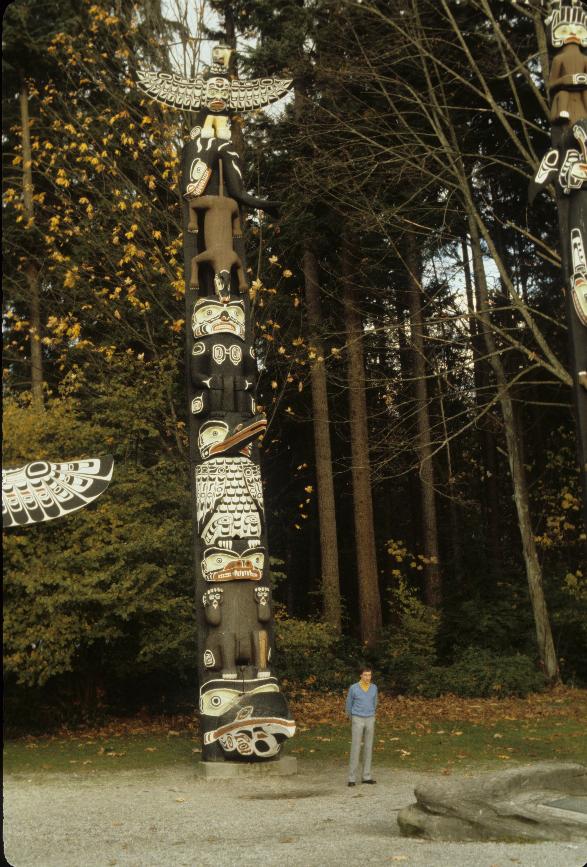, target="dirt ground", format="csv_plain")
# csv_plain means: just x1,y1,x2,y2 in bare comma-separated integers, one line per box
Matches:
3,760,584,867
